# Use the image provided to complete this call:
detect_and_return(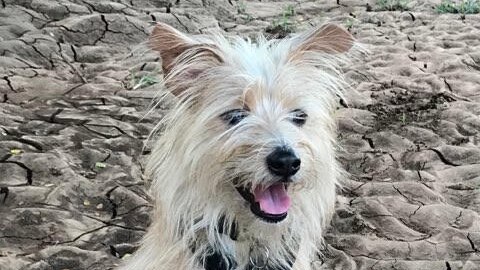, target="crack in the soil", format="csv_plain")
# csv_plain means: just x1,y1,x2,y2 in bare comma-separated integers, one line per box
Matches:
466,233,479,252
2,93,7,103
443,77,453,92
58,222,144,245
91,15,109,45
338,97,348,108
349,181,368,194
105,186,119,219
445,261,451,270
428,148,460,167
79,0,95,13
451,211,463,228
35,202,146,232
0,187,9,203
57,225,109,244
89,14,127,45
349,197,359,206
408,12,415,21
63,83,85,96
58,42,87,83
393,184,425,206
58,2,72,15
31,44,55,69
70,44,78,62
81,124,123,139
3,76,16,92
416,170,422,181
408,205,422,218
59,25,83,34
3,136,44,151
84,123,134,138
359,155,368,170
0,159,33,185
388,153,397,163
13,56,41,69
32,202,146,245
109,245,120,258
171,12,190,33
101,152,111,163
48,108,63,123
369,260,380,270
